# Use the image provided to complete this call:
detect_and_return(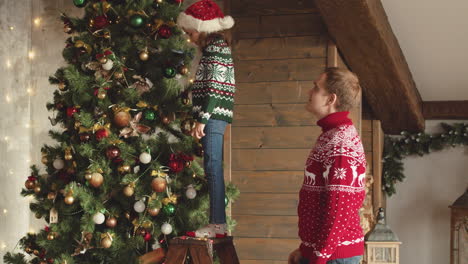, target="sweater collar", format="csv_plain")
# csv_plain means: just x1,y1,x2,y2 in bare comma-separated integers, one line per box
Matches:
317,111,353,132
